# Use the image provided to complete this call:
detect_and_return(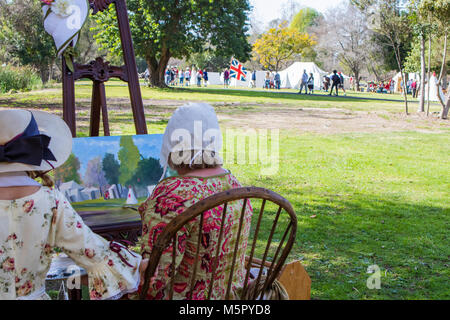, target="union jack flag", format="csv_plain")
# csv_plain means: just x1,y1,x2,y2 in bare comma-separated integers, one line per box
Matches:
229,58,247,81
